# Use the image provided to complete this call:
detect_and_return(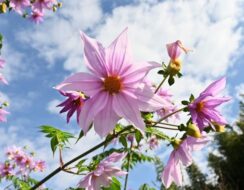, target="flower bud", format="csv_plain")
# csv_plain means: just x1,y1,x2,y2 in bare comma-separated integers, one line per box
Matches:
53,6,57,12
171,139,182,149
166,40,191,60
187,123,201,138
57,2,62,8
0,3,7,14
213,123,225,132
168,59,181,75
